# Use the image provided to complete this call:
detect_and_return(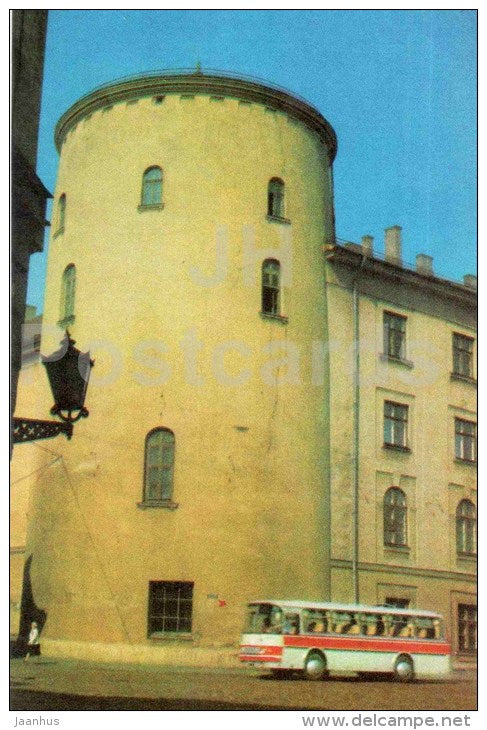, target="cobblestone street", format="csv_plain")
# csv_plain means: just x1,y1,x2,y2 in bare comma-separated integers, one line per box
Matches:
10,658,477,712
